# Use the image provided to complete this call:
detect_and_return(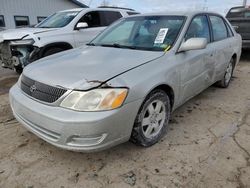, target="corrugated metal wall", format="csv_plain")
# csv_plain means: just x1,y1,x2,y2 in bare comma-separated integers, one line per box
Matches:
0,0,81,29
